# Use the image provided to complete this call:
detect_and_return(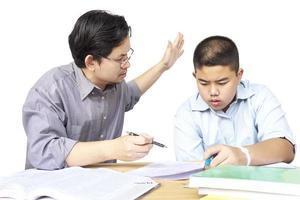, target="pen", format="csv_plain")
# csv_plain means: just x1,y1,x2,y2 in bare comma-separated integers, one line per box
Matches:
204,154,216,168
127,131,168,148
